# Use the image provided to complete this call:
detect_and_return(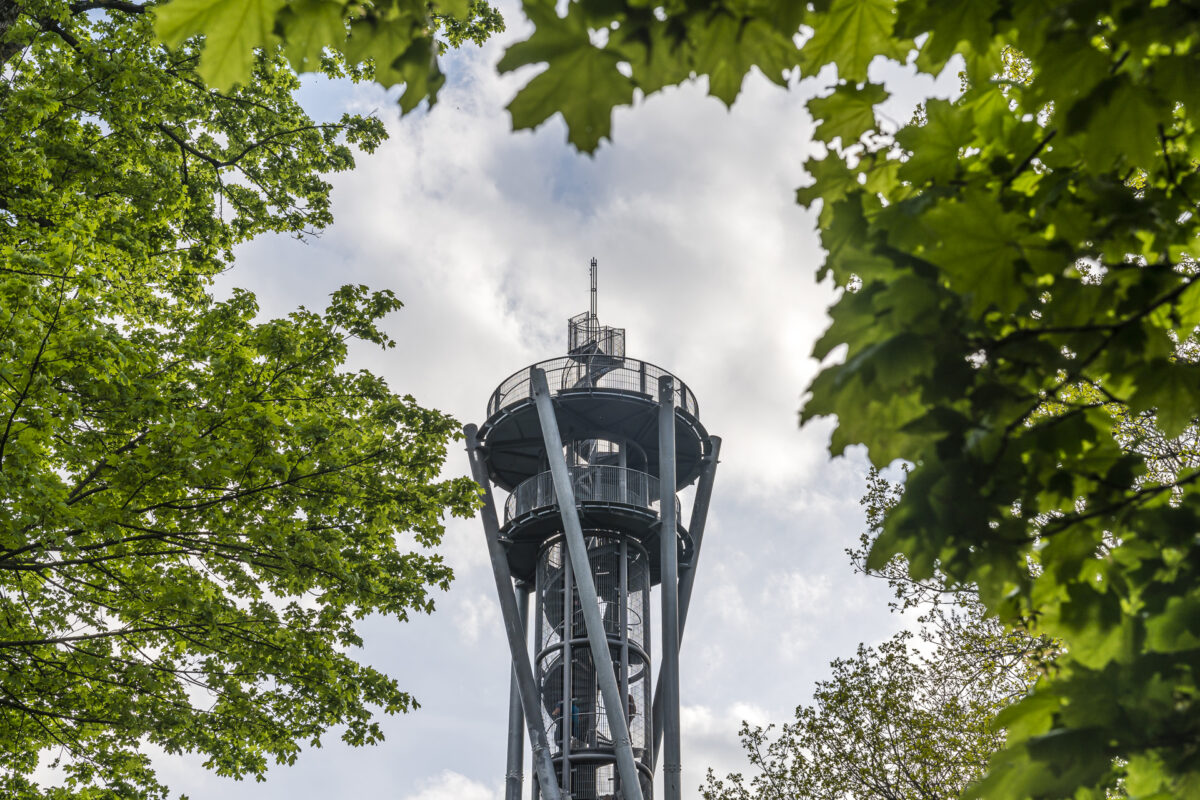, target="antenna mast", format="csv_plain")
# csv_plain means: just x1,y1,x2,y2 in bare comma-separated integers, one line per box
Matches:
590,257,598,321
567,257,624,358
